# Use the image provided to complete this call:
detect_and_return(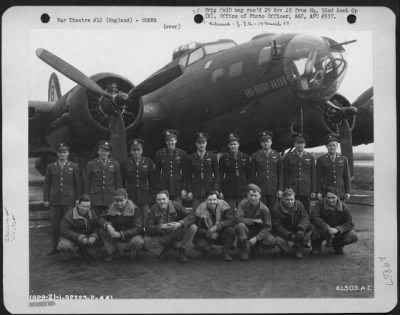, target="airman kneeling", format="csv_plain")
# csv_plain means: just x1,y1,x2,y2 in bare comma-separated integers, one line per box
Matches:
271,188,311,259
145,190,197,263
193,190,236,261
98,188,144,262
310,186,359,255
57,194,100,260
235,184,276,261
